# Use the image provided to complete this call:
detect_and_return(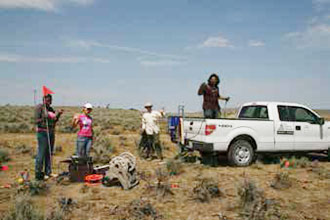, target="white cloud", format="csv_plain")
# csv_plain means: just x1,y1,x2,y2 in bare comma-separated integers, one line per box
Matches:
68,0,94,6
0,54,110,63
313,0,330,11
139,59,184,67
0,54,19,62
200,35,232,48
248,40,265,47
285,23,330,49
67,39,186,60
0,0,95,11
